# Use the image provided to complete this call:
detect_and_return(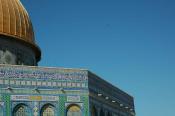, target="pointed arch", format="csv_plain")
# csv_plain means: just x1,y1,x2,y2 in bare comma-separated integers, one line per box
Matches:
40,103,55,116
13,103,32,116
66,104,82,116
